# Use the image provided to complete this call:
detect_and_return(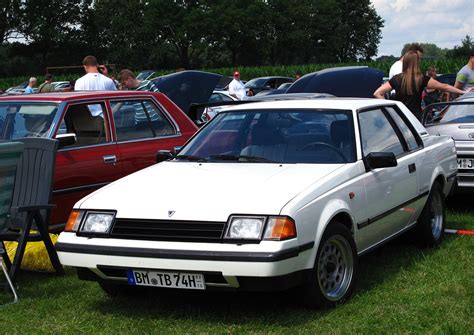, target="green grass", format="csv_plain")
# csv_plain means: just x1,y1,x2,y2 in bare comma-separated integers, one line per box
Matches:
0,197,473,334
